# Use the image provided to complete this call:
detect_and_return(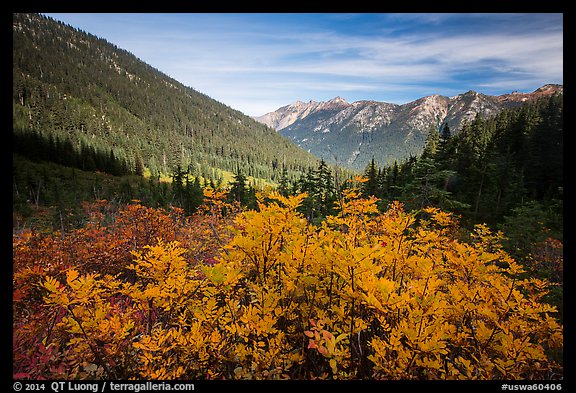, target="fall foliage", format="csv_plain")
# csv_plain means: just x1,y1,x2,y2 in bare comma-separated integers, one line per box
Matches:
13,184,562,380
